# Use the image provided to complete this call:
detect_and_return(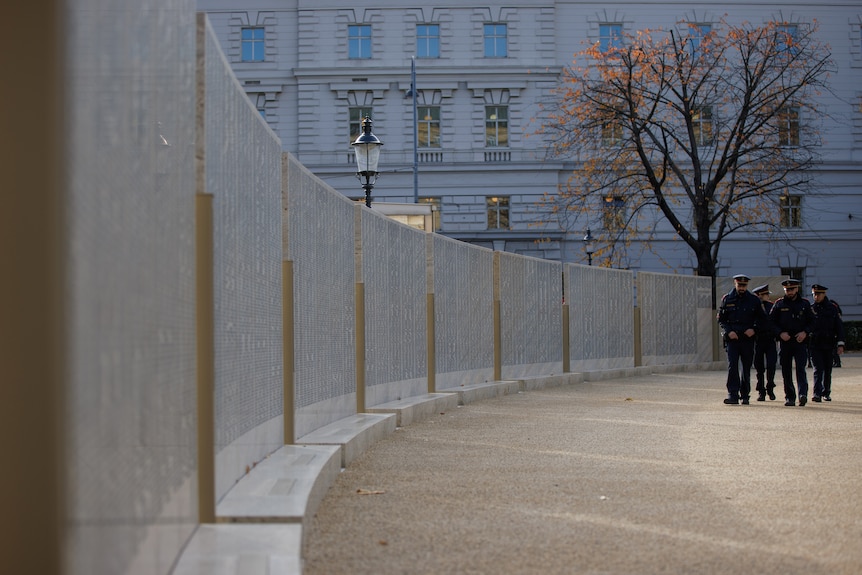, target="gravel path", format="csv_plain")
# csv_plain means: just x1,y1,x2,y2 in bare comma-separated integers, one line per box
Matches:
303,355,862,575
